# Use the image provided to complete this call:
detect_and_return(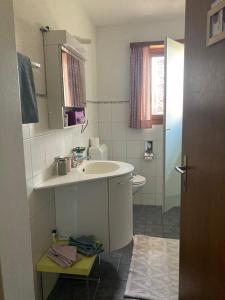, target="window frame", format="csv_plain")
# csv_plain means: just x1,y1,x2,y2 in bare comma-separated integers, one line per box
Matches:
149,46,165,125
